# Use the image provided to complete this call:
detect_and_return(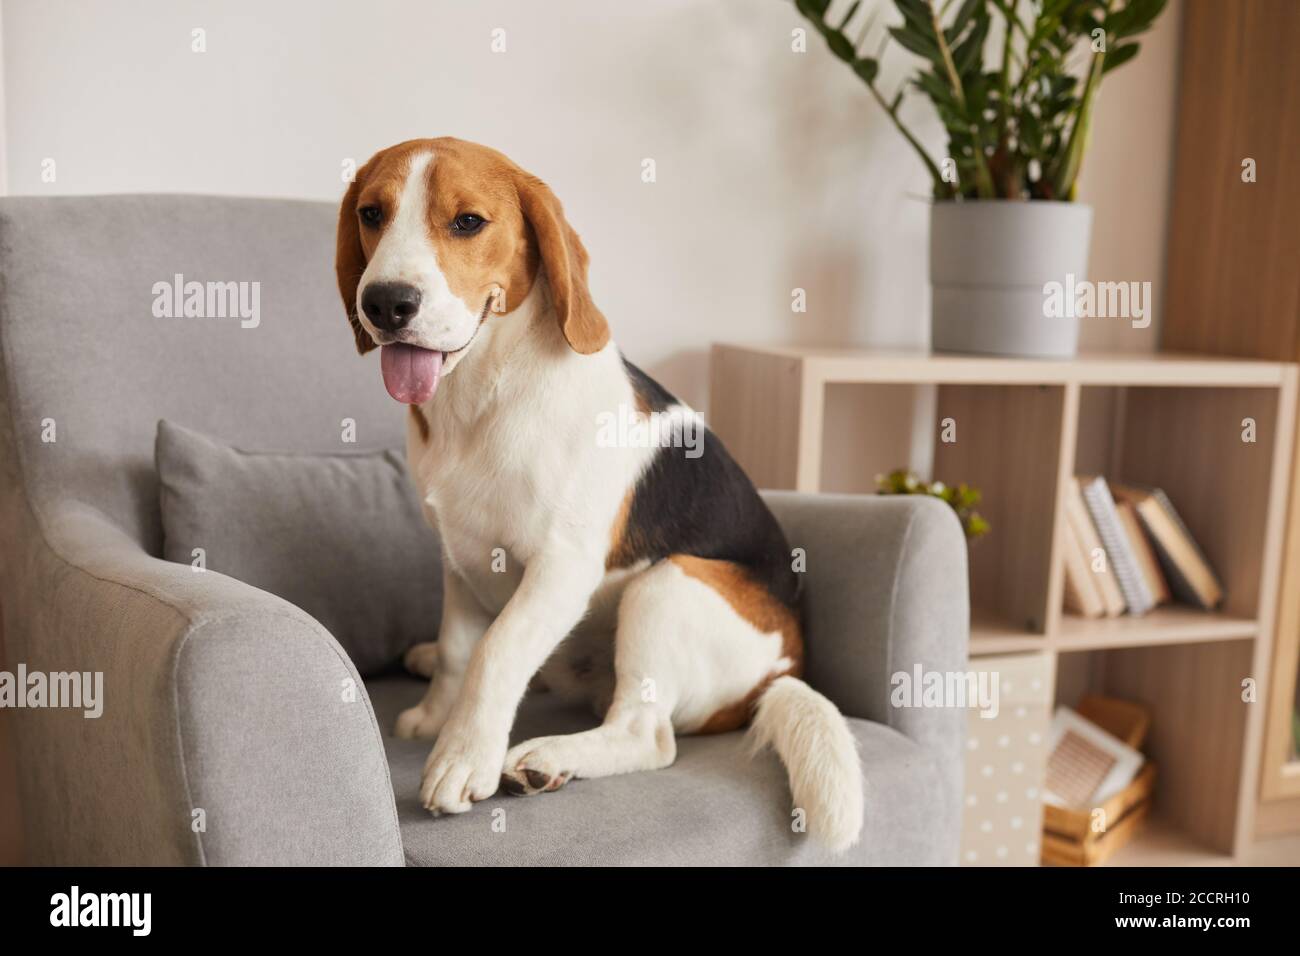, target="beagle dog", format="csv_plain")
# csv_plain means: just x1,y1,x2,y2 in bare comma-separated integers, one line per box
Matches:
335,138,864,852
